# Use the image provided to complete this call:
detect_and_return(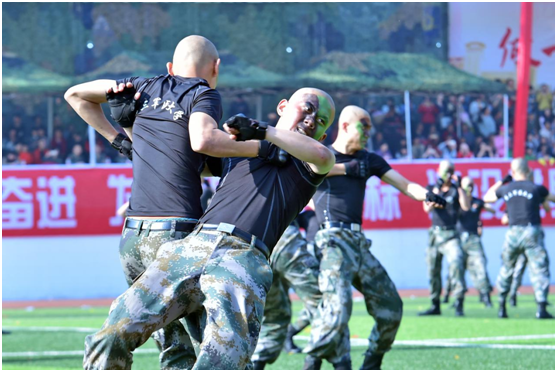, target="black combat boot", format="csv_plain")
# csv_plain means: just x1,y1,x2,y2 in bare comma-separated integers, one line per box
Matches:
418,300,441,316
360,351,384,370
454,298,464,316
481,293,493,308
303,355,322,370
498,299,508,318
536,302,554,319
283,324,302,353
509,294,517,307
332,354,352,370
252,361,266,370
